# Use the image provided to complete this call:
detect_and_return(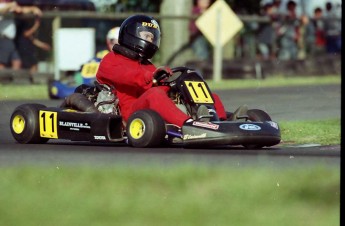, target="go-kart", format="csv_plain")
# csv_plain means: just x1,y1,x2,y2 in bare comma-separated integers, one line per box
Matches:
48,55,103,99
10,67,281,148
